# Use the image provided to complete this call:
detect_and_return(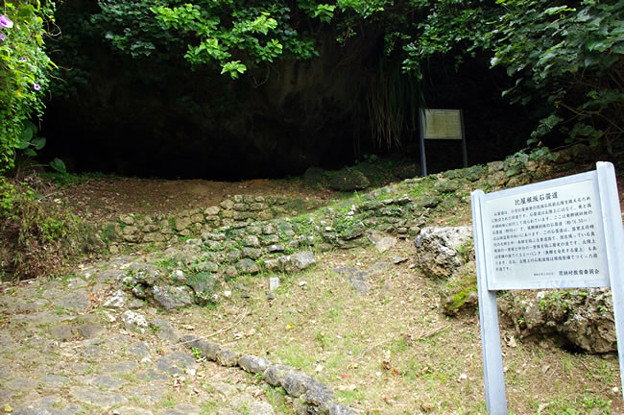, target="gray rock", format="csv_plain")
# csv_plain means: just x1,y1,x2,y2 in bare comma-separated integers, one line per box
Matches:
413,226,472,280
263,258,280,271
39,374,69,388
84,374,127,390
156,352,197,375
304,382,335,408
127,341,151,358
414,195,441,209
263,364,294,386
238,355,272,374
286,251,316,272
212,381,239,397
119,214,135,225
499,288,617,353
267,244,285,253
216,348,241,367
243,235,261,248
247,400,275,415
149,285,194,310
174,216,192,232
162,404,201,415
329,402,358,415
105,360,139,374
228,249,243,262
5,377,38,391
328,168,370,191
104,289,127,308
338,221,365,240
242,247,263,260
121,310,149,333
14,396,81,415
150,318,180,342
194,339,221,360
181,334,200,347
464,165,485,181
435,179,460,193
440,261,478,316
185,272,217,299
69,386,128,409
367,231,396,253
115,407,154,415
54,289,91,311
75,324,105,339
49,324,74,341
235,258,260,275
281,371,333,400
196,261,219,272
